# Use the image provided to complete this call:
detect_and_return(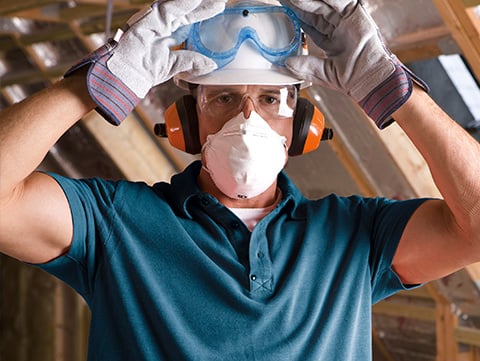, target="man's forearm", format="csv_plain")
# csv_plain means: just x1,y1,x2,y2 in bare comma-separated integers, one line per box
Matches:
393,86,480,243
0,73,96,200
